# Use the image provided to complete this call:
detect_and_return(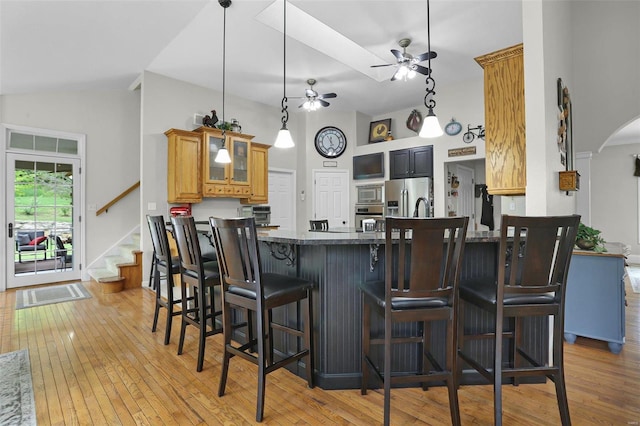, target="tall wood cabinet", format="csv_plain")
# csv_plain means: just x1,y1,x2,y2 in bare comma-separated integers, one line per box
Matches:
165,128,202,203
196,126,253,198
475,43,525,195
